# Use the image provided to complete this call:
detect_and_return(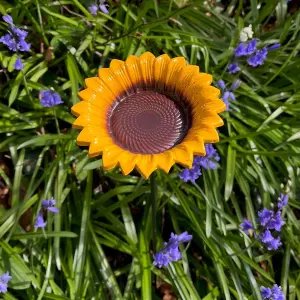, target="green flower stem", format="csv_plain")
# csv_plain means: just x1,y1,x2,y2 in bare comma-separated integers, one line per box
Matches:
150,172,157,252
